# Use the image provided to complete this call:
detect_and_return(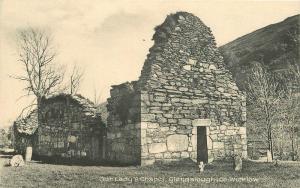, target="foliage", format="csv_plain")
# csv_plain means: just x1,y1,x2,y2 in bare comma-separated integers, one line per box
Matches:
275,64,300,160
246,62,284,159
246,63,300,160
0,129,11,148
116,91,136,126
